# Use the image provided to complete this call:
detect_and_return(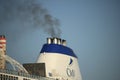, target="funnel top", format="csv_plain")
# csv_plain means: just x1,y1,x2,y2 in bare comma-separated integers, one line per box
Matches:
40,44,77,58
